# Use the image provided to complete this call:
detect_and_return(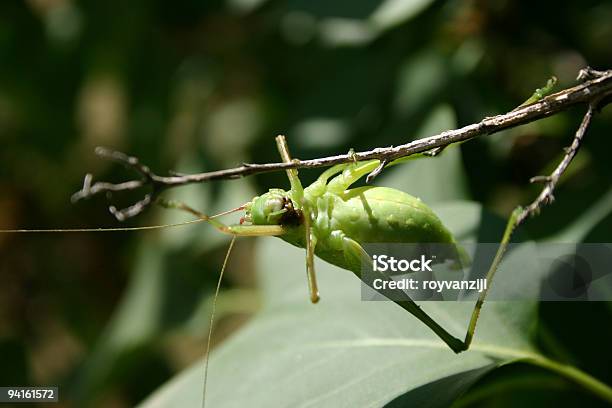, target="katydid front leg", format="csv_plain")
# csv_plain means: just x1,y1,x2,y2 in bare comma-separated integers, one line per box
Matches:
275,135,320,303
